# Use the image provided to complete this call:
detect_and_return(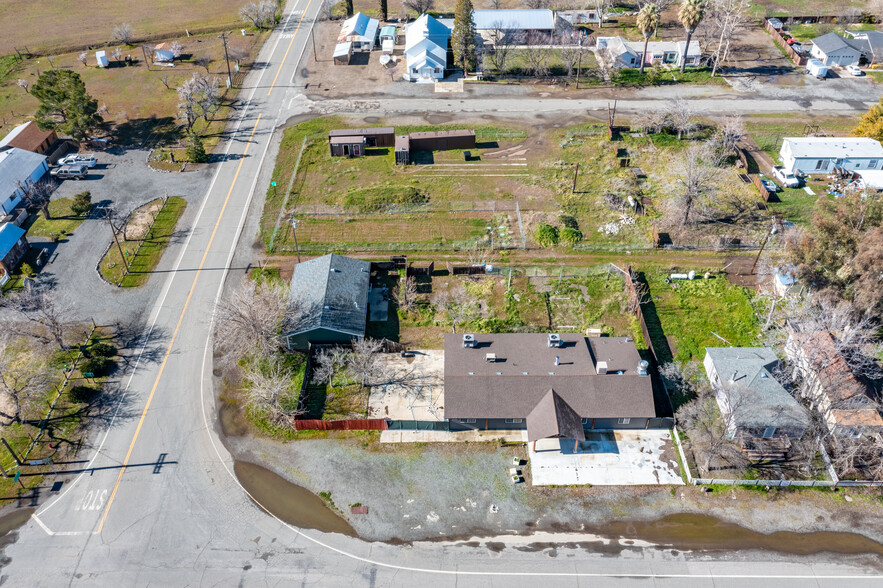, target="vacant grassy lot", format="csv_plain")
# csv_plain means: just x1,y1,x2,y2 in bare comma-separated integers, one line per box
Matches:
748,0,867,18
0,0,248,55
99,197,186,287
643,271,759,363
745,115,858,163
26,198,86,238
0,30,267,147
